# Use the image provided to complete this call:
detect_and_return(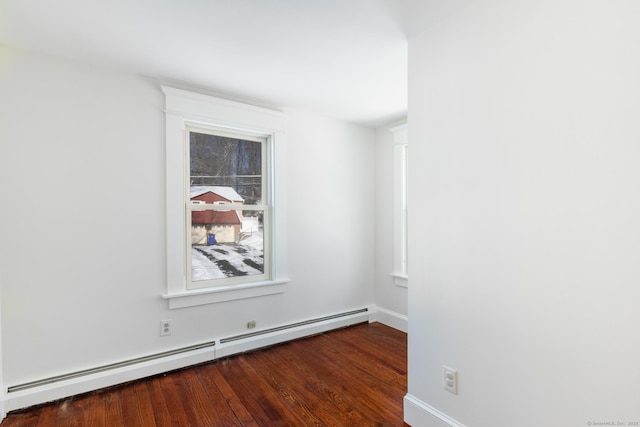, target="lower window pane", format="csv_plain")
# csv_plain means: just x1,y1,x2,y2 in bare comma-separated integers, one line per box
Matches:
191,210,264,282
